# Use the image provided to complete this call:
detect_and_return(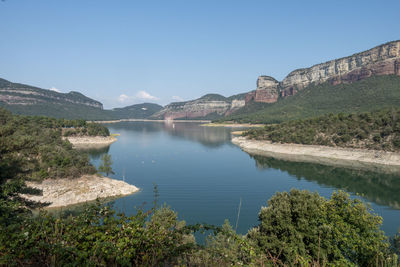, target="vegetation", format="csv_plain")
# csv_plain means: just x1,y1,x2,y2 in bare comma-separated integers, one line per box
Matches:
219,75,400,124
1,108,399,265
98,154,115,176
0,78,163,120
251,155,400,209
244,108,400,151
